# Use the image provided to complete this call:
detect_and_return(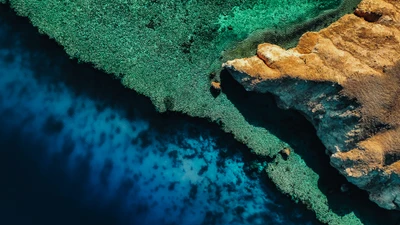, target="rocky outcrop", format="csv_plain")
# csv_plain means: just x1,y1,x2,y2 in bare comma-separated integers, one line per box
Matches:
223,0,400,210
